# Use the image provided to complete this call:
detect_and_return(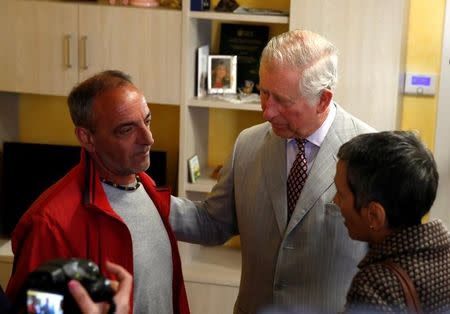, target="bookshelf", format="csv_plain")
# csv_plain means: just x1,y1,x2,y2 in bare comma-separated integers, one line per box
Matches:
177,0,408,312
